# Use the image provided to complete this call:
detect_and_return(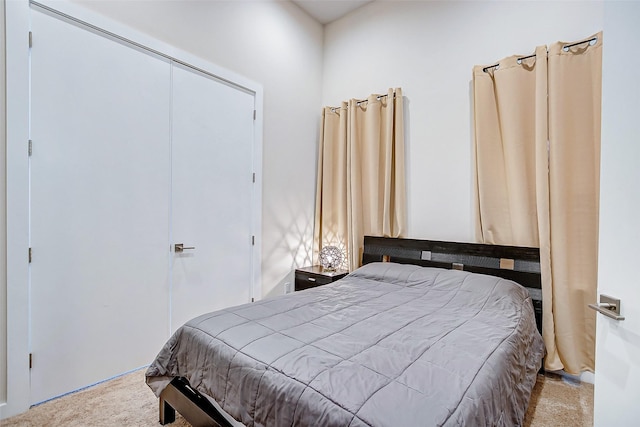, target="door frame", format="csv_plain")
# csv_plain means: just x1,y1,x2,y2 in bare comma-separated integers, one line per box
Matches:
3,0,263,418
